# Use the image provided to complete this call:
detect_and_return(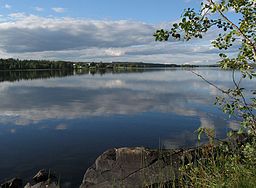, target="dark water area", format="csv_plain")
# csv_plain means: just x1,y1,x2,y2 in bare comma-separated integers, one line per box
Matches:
0,68,254,187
